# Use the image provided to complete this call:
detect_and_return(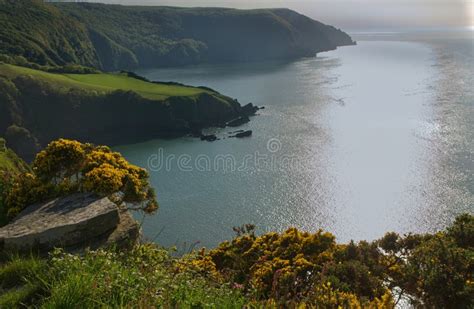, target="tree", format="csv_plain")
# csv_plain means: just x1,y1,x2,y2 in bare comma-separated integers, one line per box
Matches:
5,139,158,218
